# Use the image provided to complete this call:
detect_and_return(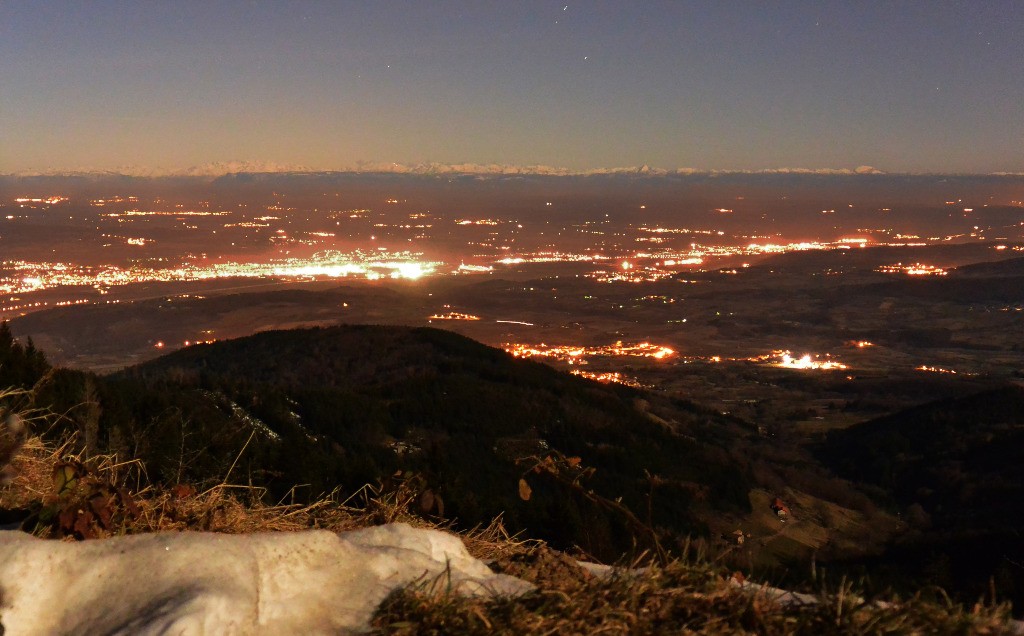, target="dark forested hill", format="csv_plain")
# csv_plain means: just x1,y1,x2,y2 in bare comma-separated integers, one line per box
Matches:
7,320,1023,606
121,325,761,557
821,384,1024,527
79,325,756,558
820,384,1024,609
